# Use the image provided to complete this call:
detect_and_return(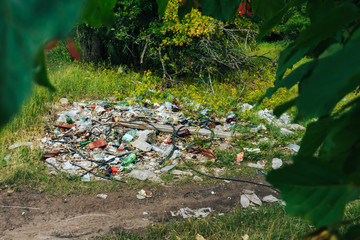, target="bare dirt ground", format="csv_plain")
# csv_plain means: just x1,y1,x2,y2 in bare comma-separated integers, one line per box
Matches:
0,180,277,240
